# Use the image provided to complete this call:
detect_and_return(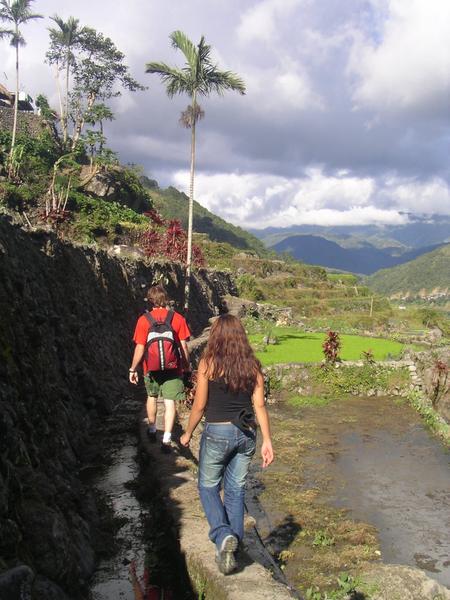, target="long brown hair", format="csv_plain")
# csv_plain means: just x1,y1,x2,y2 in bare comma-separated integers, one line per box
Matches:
202,314,261,394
